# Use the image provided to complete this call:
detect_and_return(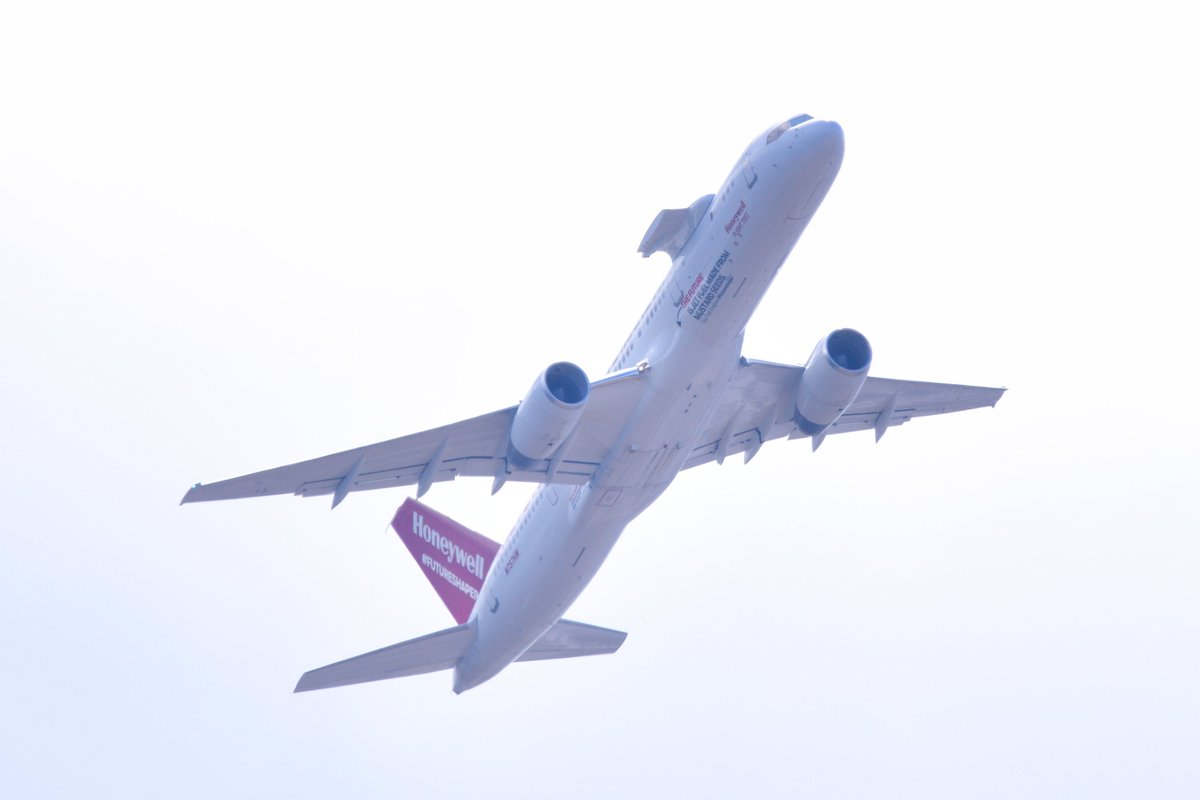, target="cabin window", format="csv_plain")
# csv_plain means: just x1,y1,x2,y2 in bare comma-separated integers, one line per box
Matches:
767,114,813,144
